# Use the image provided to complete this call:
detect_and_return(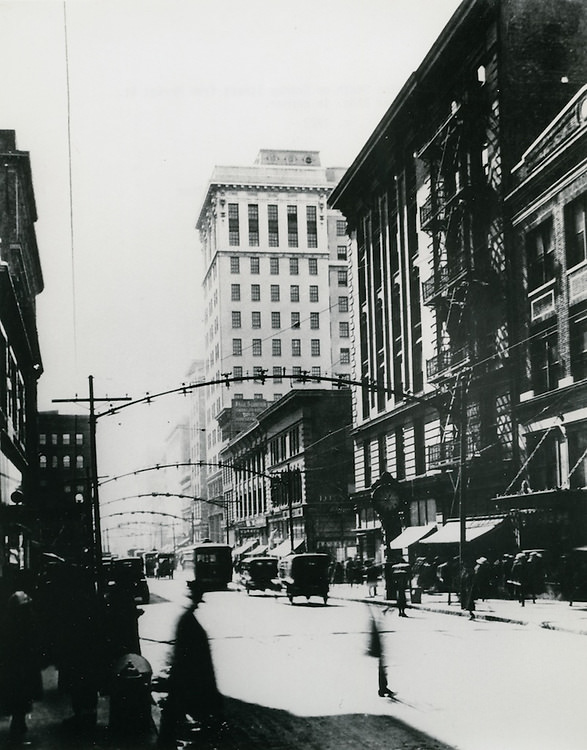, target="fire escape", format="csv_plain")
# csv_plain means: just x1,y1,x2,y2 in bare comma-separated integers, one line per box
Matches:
418,92,498,479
